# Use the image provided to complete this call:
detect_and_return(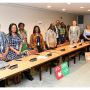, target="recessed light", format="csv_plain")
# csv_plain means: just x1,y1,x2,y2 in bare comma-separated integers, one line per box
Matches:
88,9,90,11
62,9,66,11
67,2,71,5
80,7,84,9
47,5,52,8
